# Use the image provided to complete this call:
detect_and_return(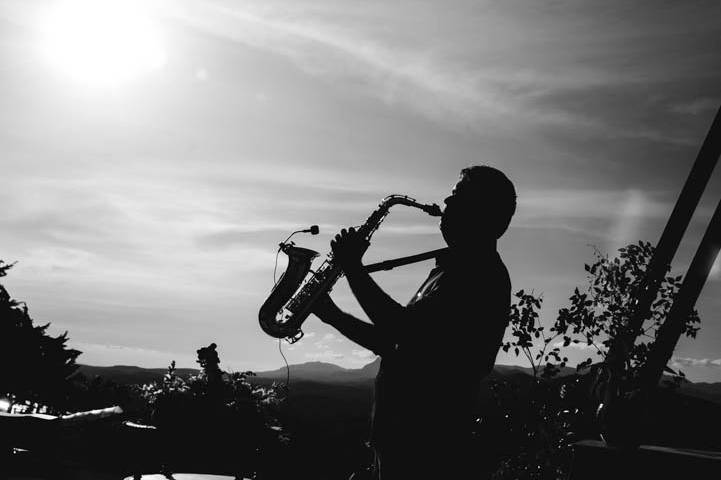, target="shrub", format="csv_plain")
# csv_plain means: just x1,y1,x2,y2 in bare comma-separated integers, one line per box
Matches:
136,344,287,478
487,242,701,479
